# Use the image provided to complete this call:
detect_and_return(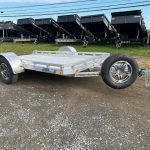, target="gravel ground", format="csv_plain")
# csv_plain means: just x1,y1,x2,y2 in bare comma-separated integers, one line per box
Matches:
0,69,150,150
